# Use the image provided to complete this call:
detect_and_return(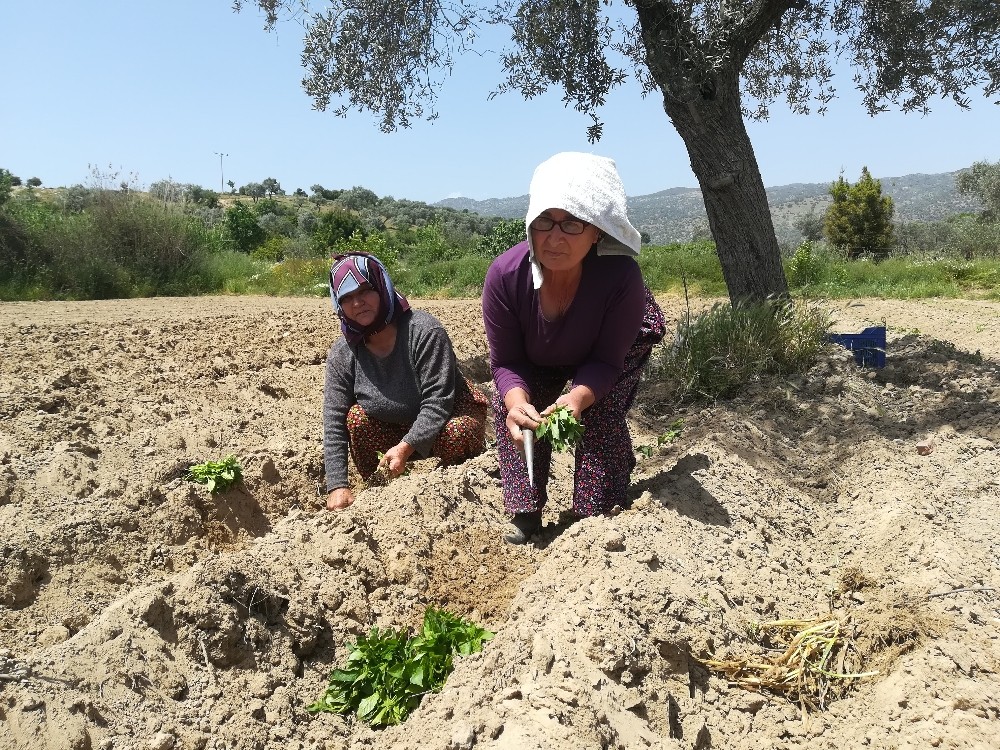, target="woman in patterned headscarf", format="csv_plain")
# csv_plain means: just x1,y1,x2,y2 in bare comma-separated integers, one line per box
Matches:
323,253,488,510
